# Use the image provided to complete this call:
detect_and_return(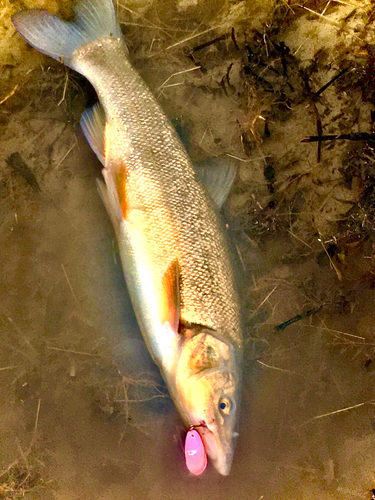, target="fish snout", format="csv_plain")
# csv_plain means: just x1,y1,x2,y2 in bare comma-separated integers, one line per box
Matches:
197,423,237,476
